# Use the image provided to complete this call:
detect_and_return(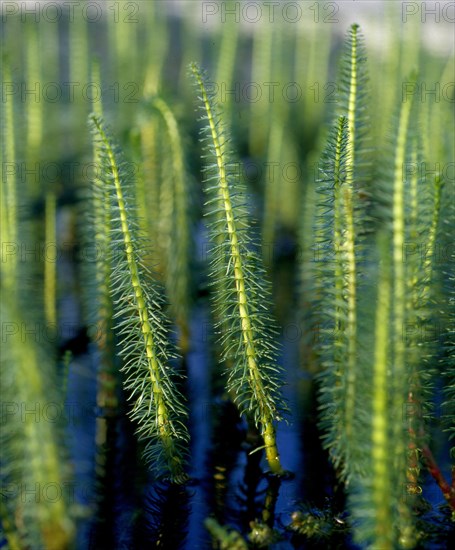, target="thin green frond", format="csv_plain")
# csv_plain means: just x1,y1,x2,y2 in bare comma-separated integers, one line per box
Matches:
0,58,17,295
391,76,418,548
151,97,193,353
25,22,42,193
0,296,75,548
337,23,372,208
314,115,365,480
249,22,274,156
348,232,395,549
215,0,239,117
190,62,287,475
44,192,57,327
88,114,189,483
369,232,393,549
313,24,372,483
